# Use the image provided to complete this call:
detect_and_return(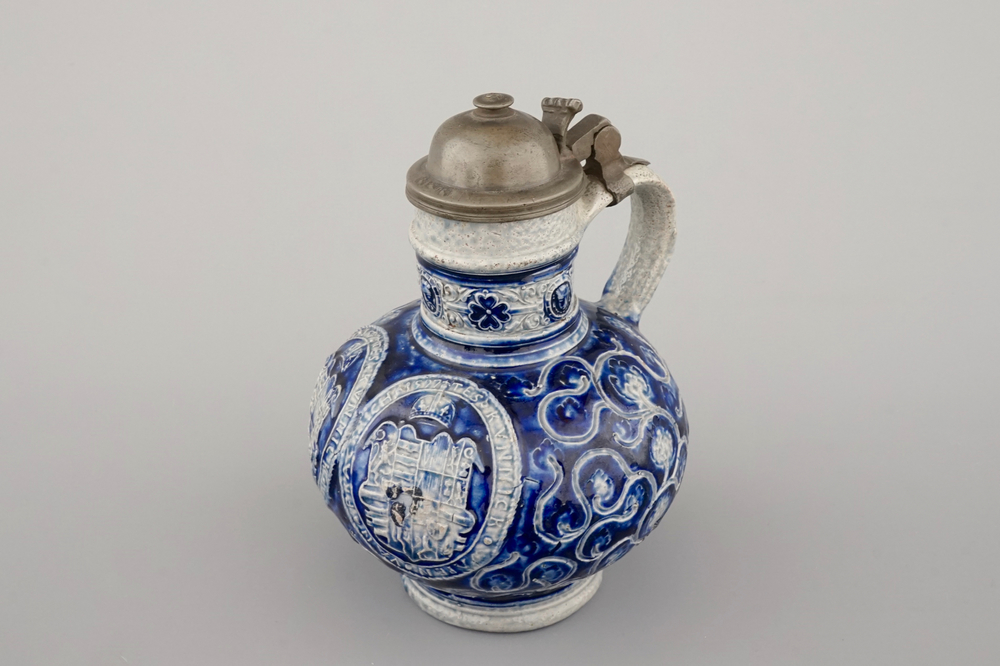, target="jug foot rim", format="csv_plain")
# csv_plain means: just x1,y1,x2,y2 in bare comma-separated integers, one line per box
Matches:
401,572,602,633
